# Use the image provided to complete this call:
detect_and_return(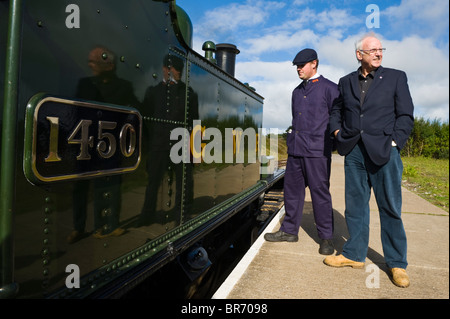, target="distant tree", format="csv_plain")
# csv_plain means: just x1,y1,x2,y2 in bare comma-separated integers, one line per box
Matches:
402,117,449,159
